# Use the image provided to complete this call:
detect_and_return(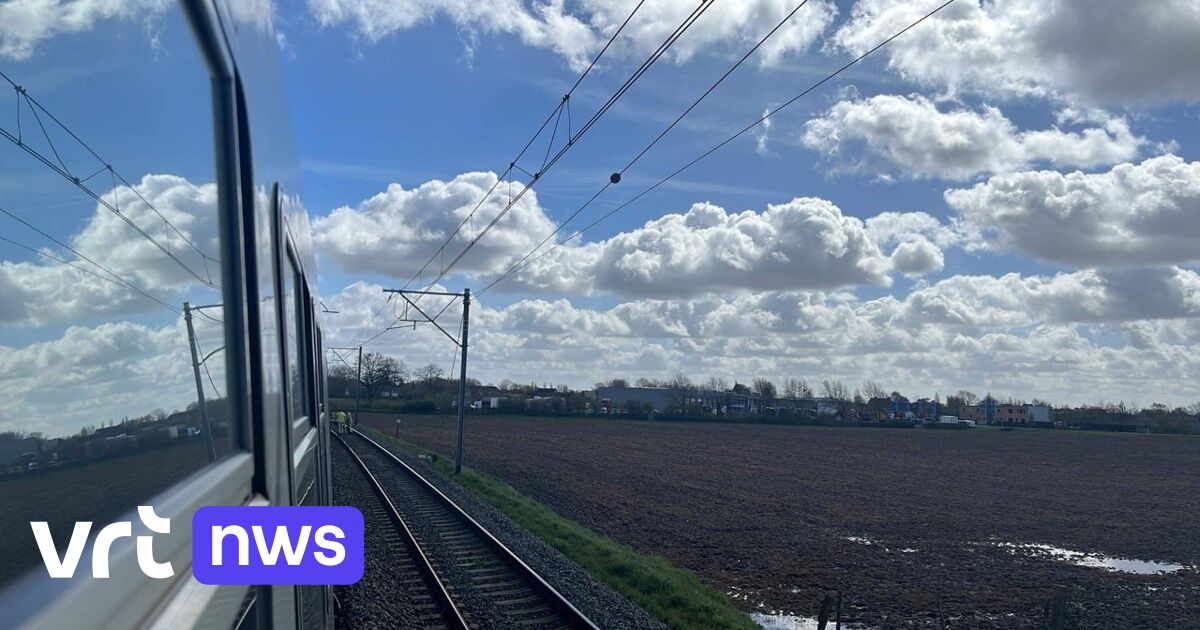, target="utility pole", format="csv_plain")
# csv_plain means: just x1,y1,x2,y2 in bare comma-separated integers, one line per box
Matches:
382,287,471,473
455,289,470,474
183,301,217,462
354,346,363,430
